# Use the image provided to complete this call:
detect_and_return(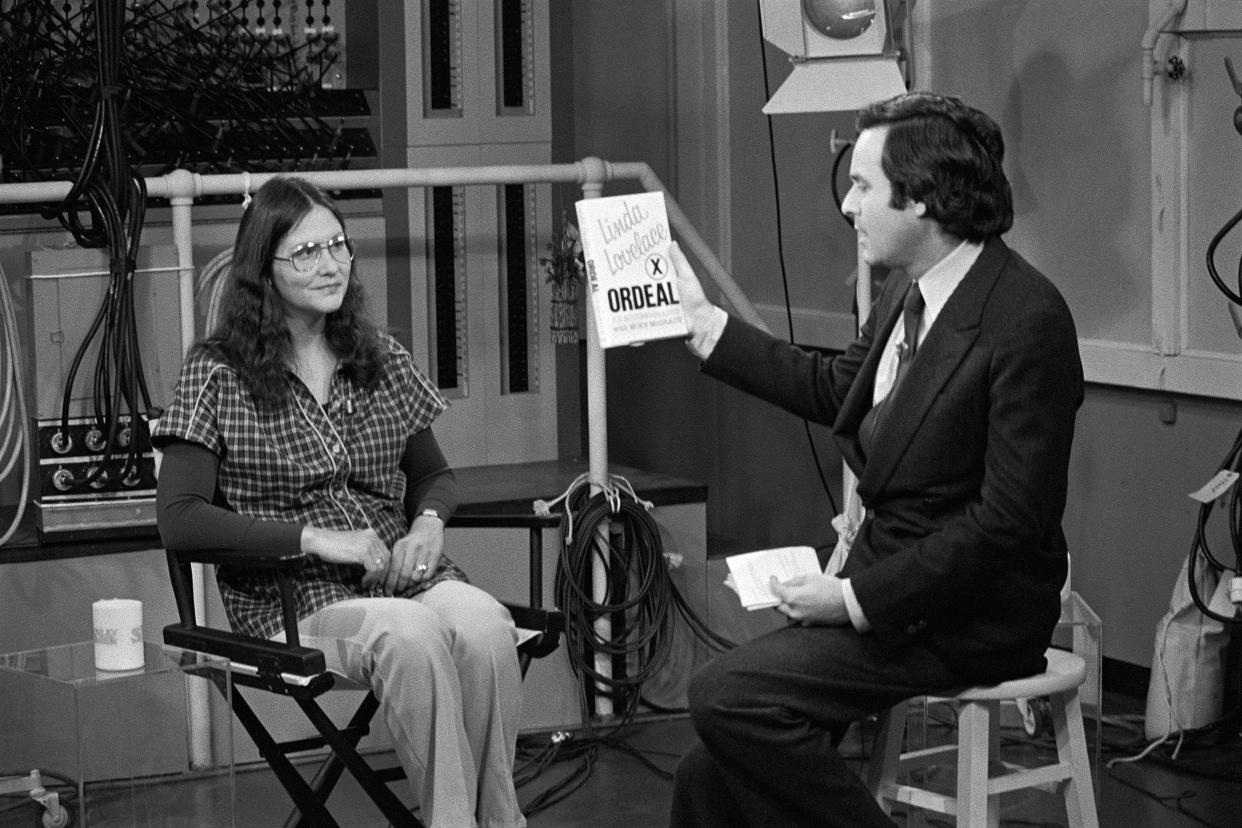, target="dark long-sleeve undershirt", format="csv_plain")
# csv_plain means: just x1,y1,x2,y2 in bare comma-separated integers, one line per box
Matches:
156,428,458,554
